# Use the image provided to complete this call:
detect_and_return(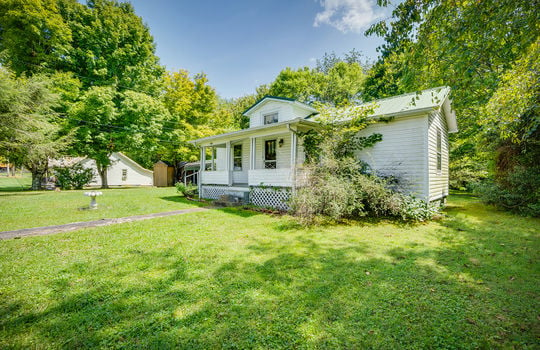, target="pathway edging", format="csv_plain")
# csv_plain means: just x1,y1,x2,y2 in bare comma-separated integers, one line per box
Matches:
0,207,209,240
